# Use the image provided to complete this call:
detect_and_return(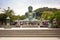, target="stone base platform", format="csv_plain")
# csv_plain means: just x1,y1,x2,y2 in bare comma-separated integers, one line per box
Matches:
0,28,60,37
